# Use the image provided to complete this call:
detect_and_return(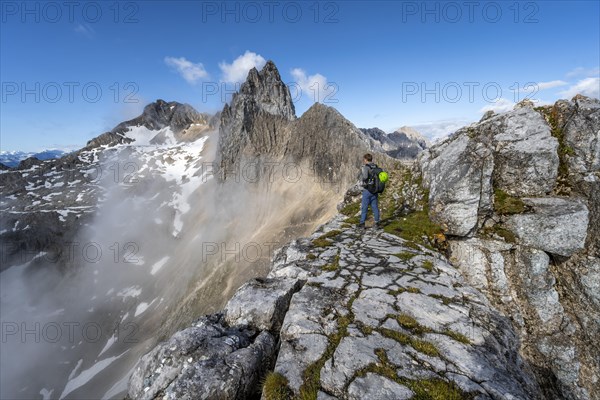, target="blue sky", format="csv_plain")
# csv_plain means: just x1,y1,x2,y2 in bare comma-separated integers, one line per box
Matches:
1,0,599,152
